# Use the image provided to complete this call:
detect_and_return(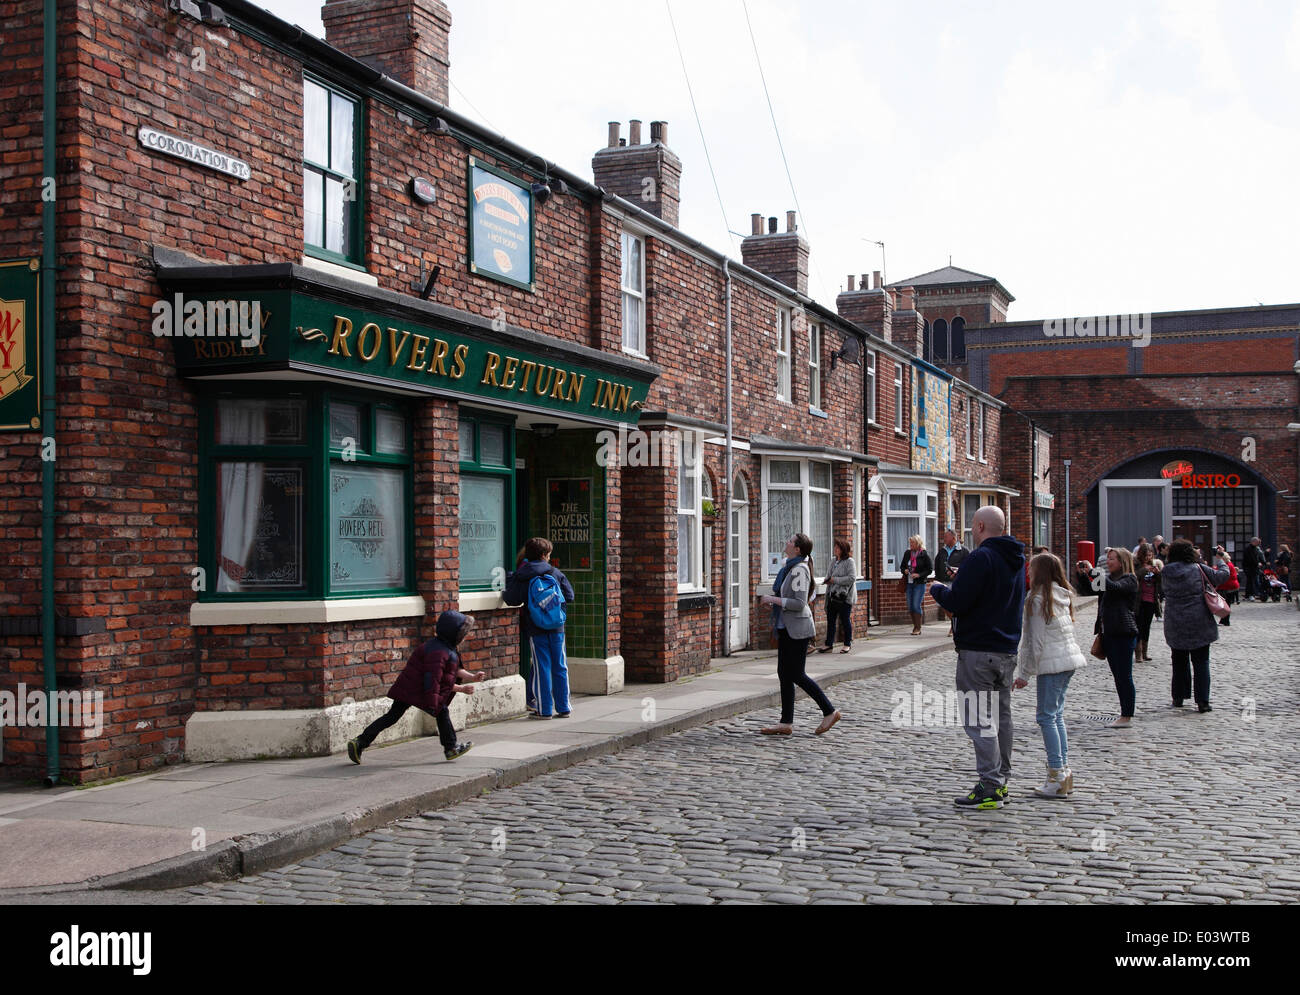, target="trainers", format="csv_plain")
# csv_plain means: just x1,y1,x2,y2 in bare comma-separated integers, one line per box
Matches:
555,711,571,718
444,741,473,760
996,782,1012,805
1034,766,1071,799
346,738,362,765
954,781,1003,809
